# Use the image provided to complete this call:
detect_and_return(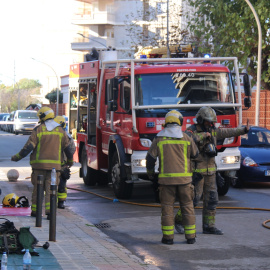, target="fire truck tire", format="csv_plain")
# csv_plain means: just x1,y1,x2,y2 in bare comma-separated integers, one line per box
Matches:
81,145,97,186
217,174,230,196
110,152,133,199
231,172,243,188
